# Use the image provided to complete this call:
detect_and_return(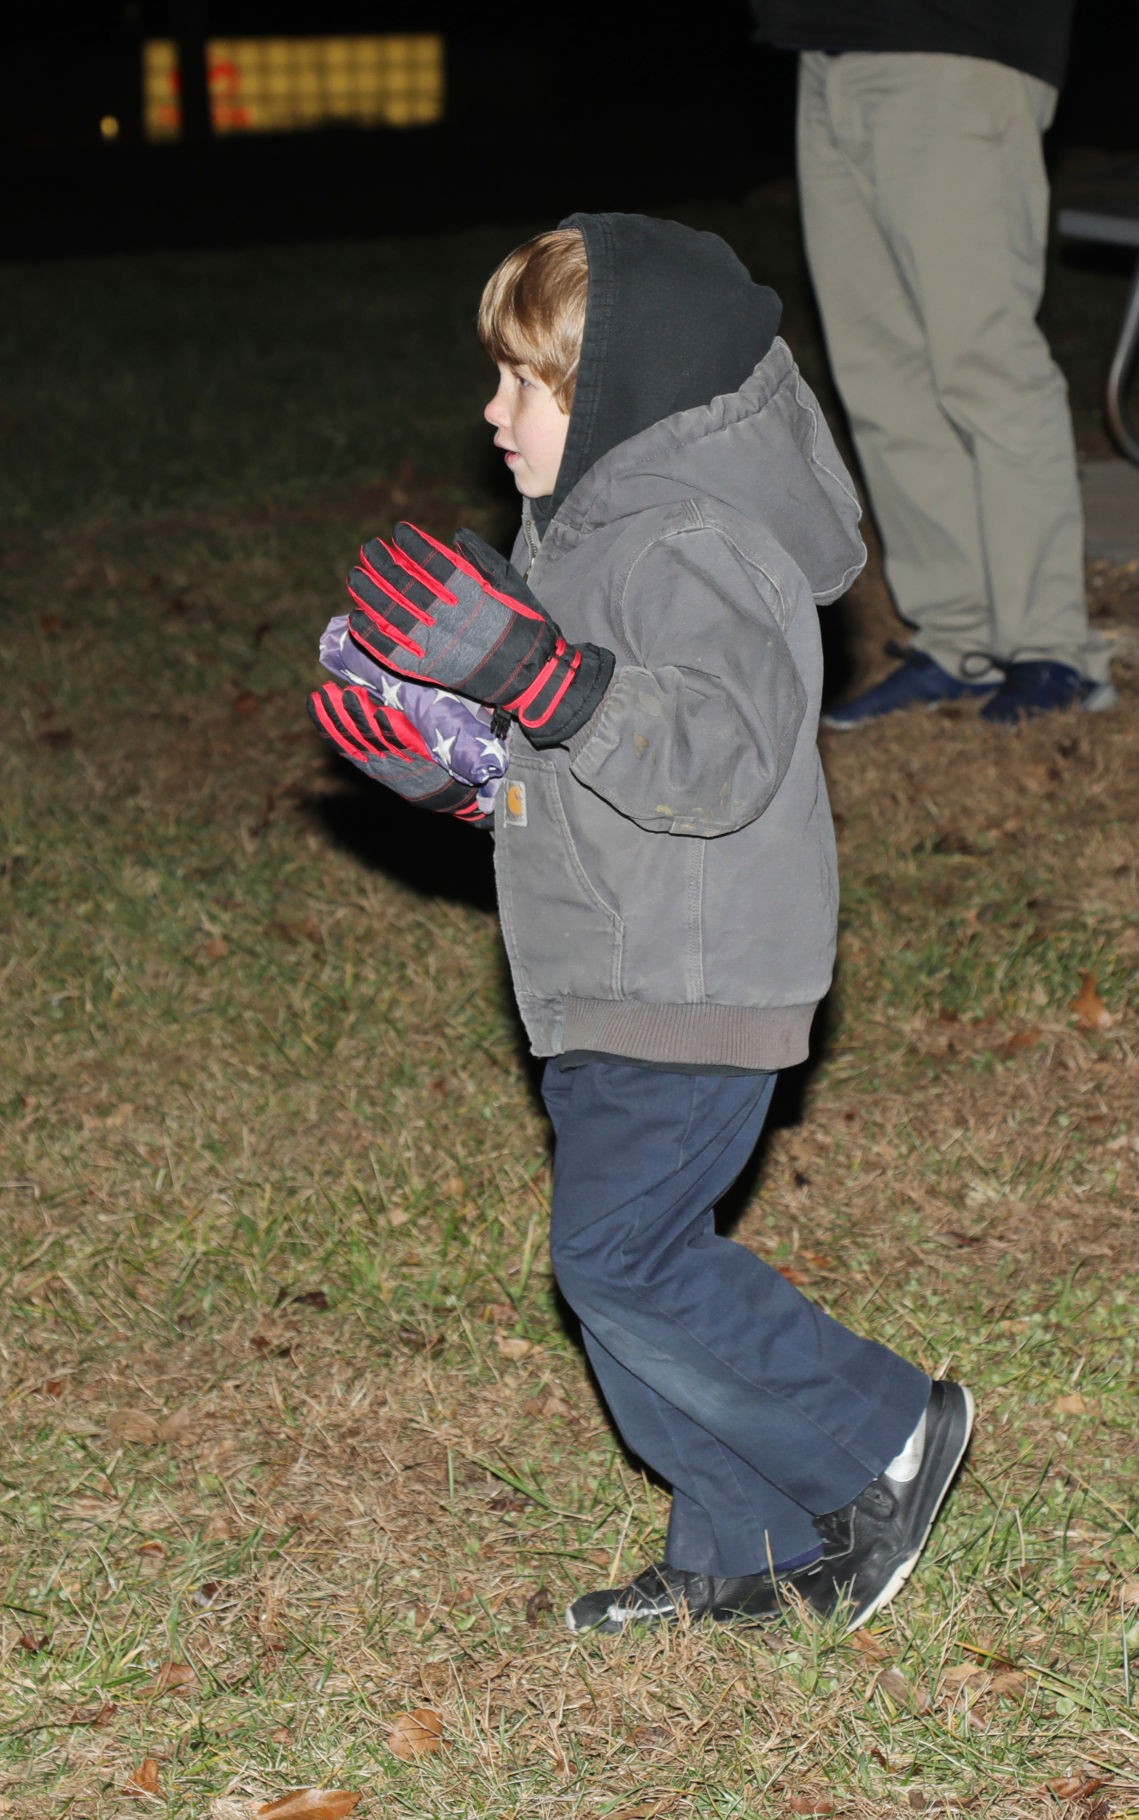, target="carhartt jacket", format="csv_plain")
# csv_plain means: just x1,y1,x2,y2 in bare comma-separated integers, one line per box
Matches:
493,302,865,1070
